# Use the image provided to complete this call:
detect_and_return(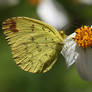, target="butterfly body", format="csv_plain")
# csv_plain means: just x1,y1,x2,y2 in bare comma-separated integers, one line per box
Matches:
2,17,64,73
